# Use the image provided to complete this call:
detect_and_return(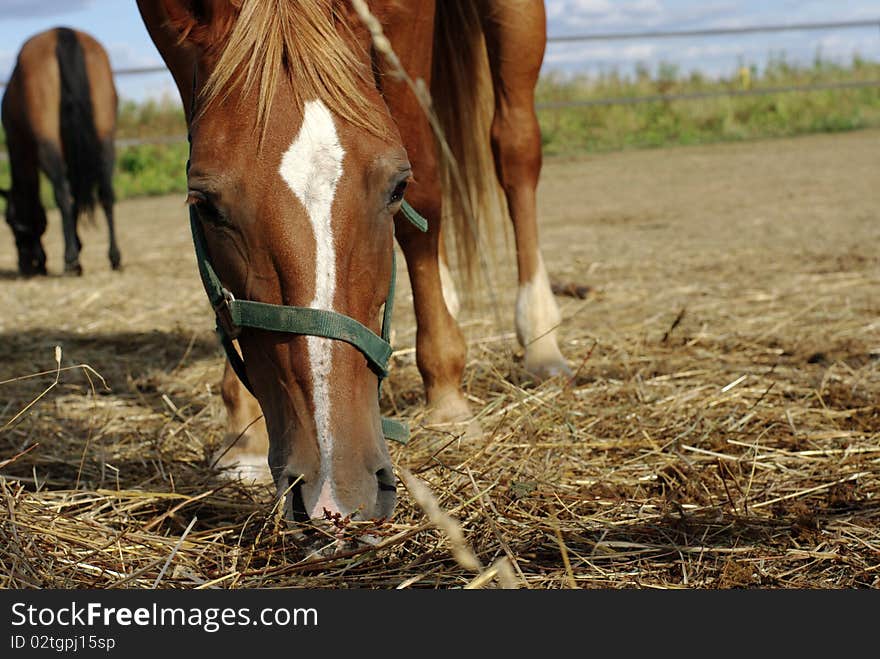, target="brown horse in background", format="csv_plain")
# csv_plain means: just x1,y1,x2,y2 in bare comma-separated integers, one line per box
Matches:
1,27,121,276
137,0,568,523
